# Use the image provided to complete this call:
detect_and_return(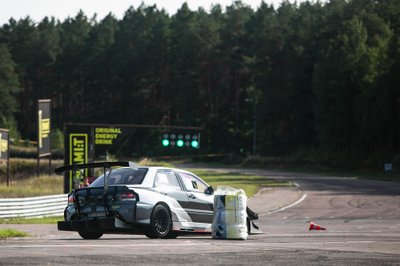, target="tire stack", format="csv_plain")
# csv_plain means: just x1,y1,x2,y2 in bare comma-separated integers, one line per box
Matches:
212,186,248,240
